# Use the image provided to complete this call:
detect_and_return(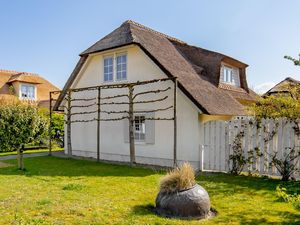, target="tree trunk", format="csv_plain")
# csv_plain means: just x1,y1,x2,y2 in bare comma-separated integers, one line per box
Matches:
128,85,136,165
17,148,24,170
